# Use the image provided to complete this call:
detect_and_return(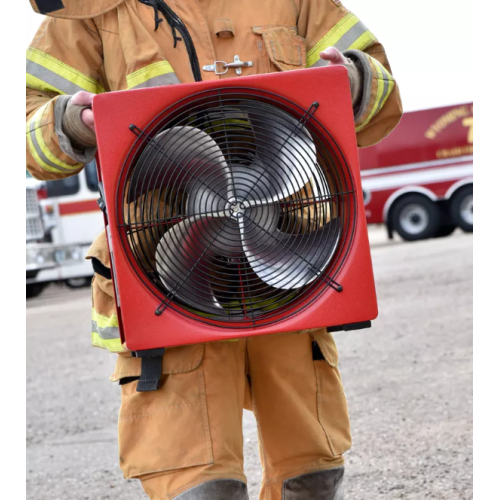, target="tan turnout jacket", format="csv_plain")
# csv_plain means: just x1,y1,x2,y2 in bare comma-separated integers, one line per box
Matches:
27,0,402,368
